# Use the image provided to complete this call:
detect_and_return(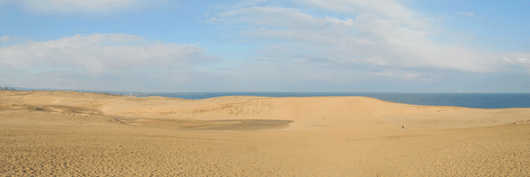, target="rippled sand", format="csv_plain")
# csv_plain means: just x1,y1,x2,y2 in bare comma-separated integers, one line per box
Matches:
1,90,529,176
